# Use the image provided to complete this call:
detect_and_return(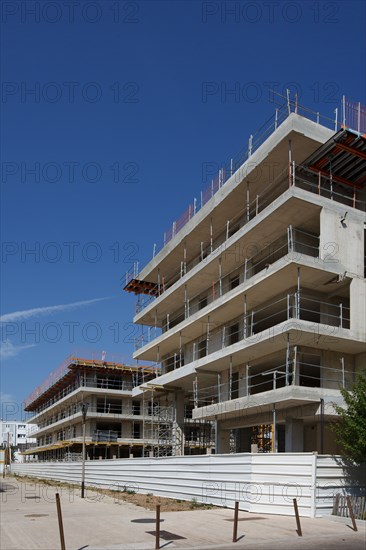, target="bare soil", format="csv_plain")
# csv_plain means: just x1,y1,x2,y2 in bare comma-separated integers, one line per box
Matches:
10,473,215,512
